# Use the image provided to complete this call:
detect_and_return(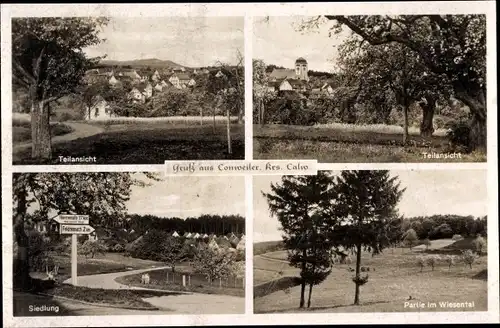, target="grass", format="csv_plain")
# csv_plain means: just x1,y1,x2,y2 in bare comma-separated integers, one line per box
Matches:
254,240,285,256
13,123,245,164
313,122,448,137
41,285,181,309
12,122,74,143
87,115,240,127
116,265,245,298
254,124,486,163
254,247,488,313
